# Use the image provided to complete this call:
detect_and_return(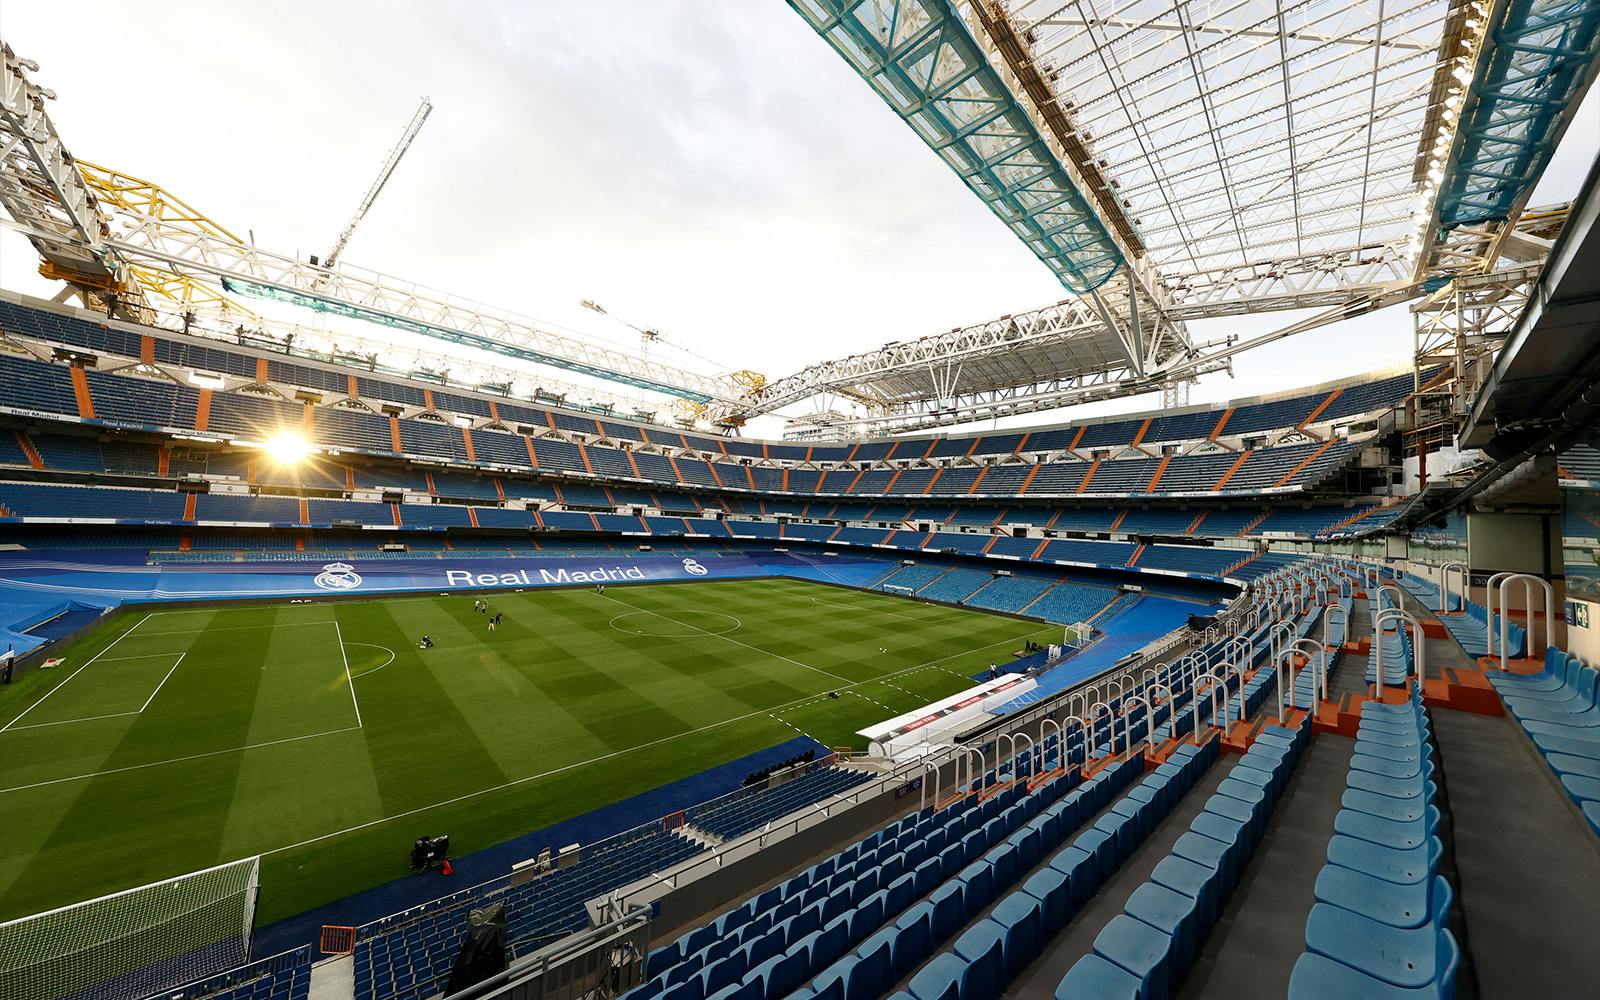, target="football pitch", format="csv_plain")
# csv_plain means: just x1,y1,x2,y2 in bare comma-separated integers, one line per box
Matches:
0,577,1060,925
